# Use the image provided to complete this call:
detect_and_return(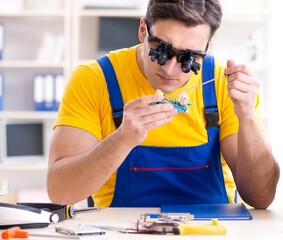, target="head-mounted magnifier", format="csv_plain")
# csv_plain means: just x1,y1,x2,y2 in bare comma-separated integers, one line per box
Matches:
146,25,207,74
